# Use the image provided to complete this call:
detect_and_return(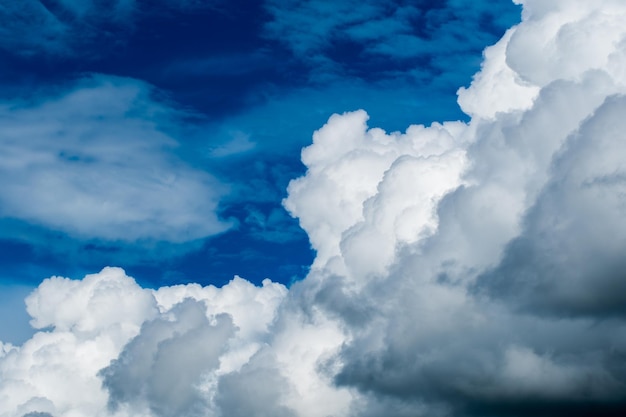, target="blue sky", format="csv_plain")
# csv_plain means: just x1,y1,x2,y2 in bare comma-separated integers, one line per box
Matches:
0,0,519,293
